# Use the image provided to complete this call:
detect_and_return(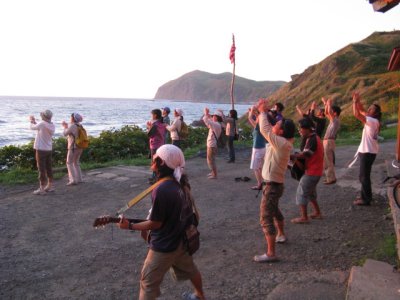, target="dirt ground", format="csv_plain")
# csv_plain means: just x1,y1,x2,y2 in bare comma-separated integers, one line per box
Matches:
0,141,397,300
